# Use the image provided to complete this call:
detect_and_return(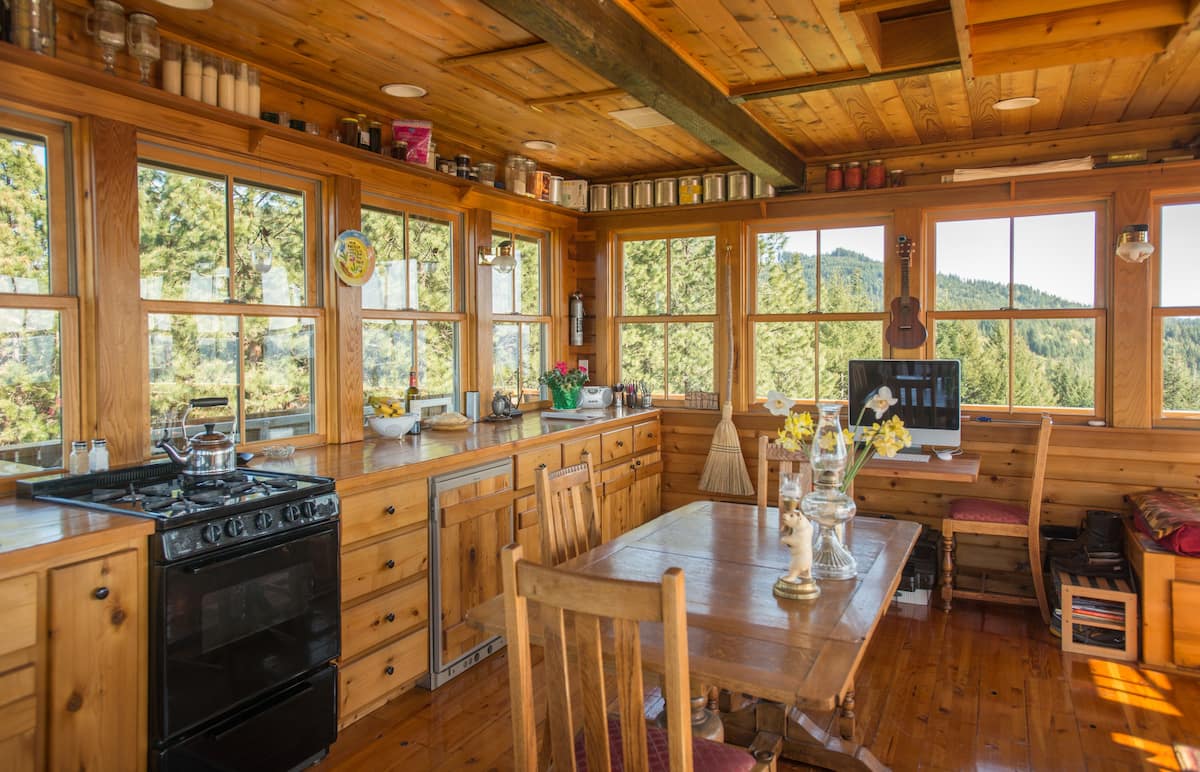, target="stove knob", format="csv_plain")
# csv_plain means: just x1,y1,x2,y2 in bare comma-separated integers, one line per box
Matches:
255,512,274,531
301,500,318,520
202,523,222,545
225,518,245,538
282,505,300,523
